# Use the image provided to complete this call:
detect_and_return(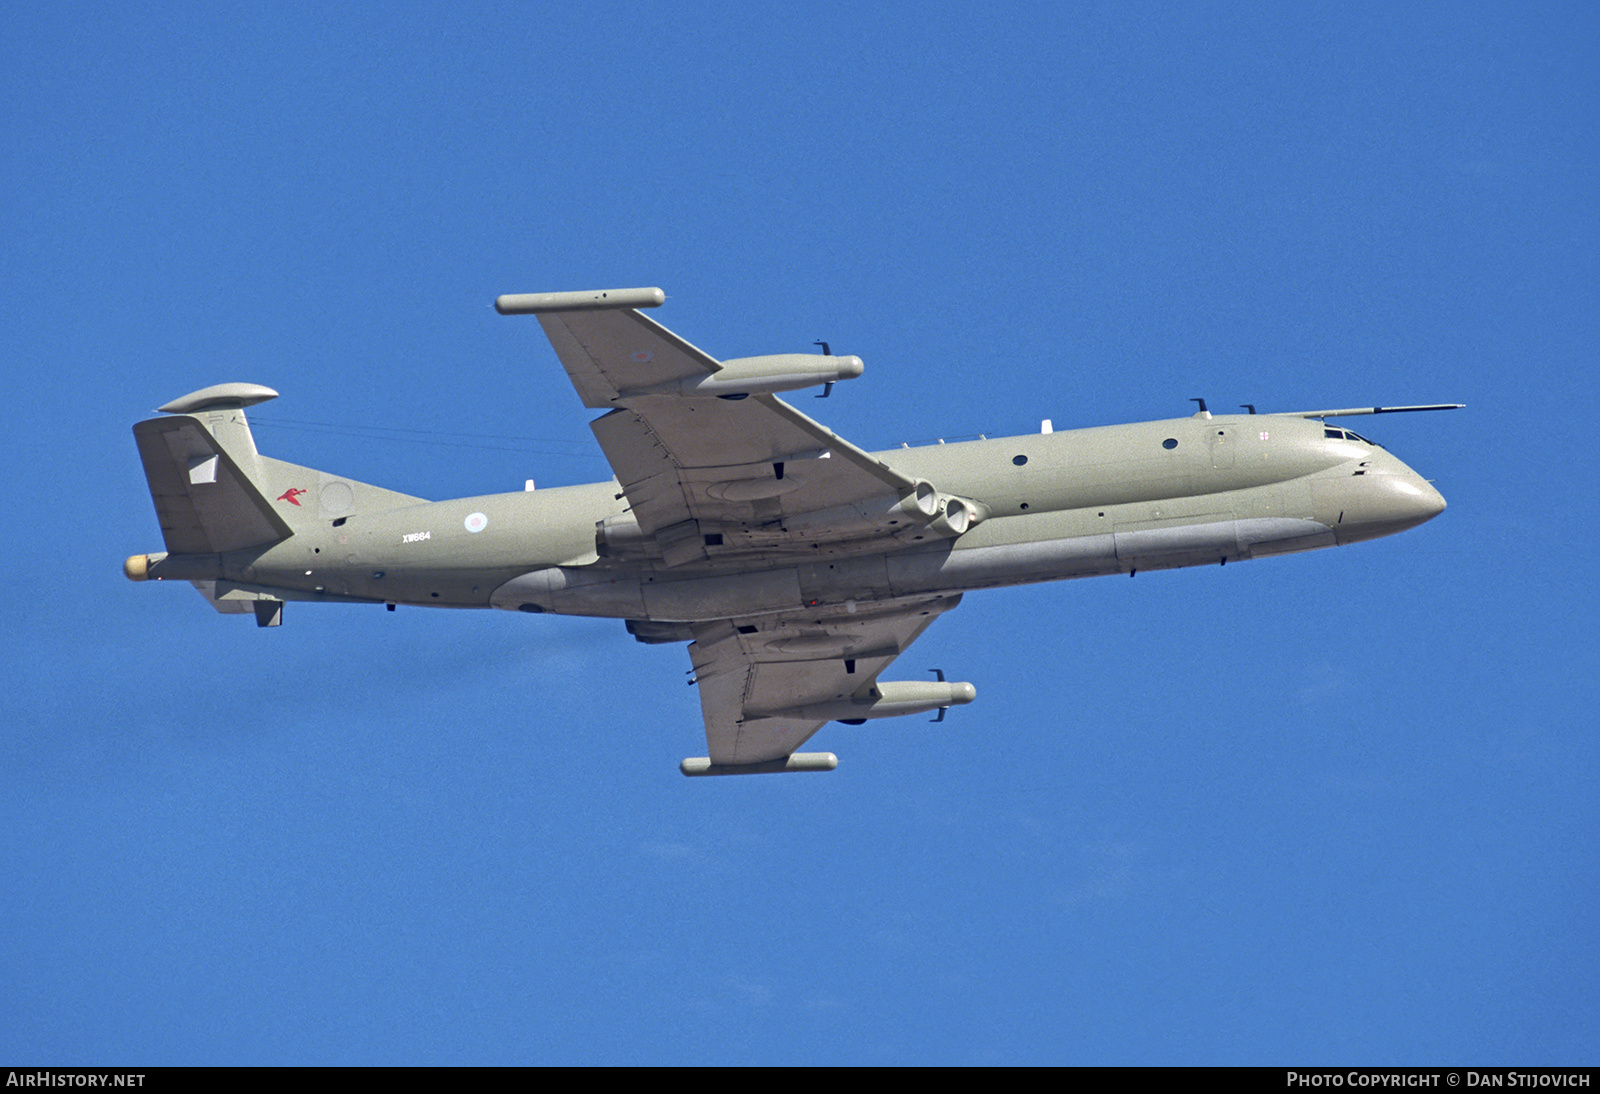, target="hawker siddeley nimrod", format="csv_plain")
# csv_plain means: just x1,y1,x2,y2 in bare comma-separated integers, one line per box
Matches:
125,287,1458,776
